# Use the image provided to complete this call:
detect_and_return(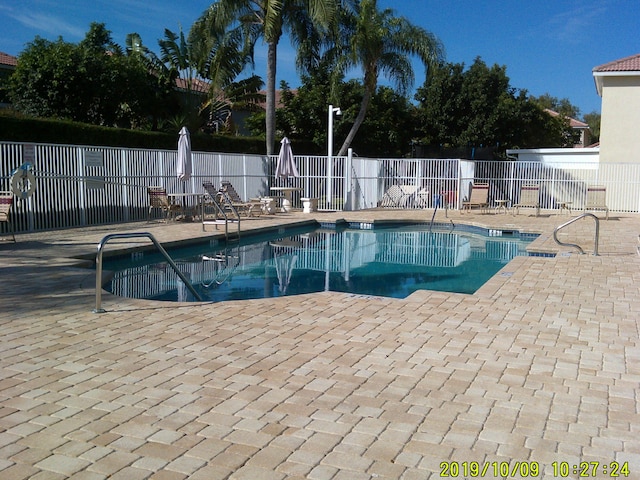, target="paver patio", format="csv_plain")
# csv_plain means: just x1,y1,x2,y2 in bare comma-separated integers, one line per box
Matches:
0,208,639,479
